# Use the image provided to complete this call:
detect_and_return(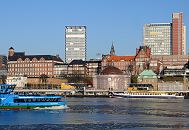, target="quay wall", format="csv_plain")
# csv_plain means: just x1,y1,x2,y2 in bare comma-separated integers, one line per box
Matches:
158,82,186,91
